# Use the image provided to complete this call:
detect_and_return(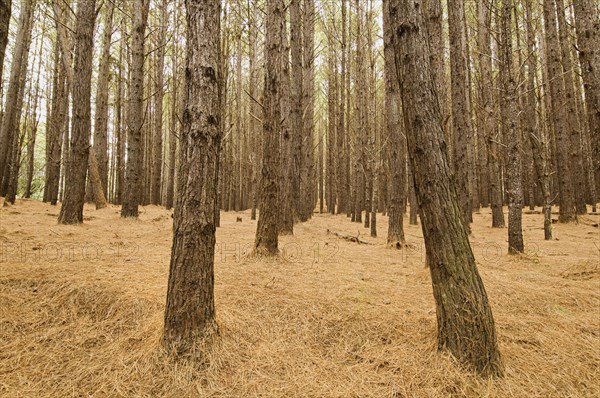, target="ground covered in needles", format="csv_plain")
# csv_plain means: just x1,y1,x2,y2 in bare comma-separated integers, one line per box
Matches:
0,198,598,397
